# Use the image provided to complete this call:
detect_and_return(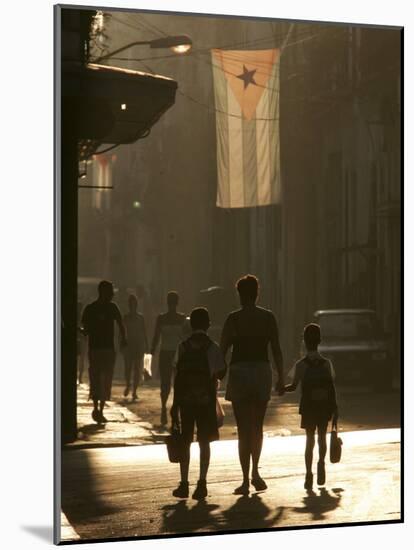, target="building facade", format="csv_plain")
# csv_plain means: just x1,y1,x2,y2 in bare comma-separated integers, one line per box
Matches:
78,12,401,372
